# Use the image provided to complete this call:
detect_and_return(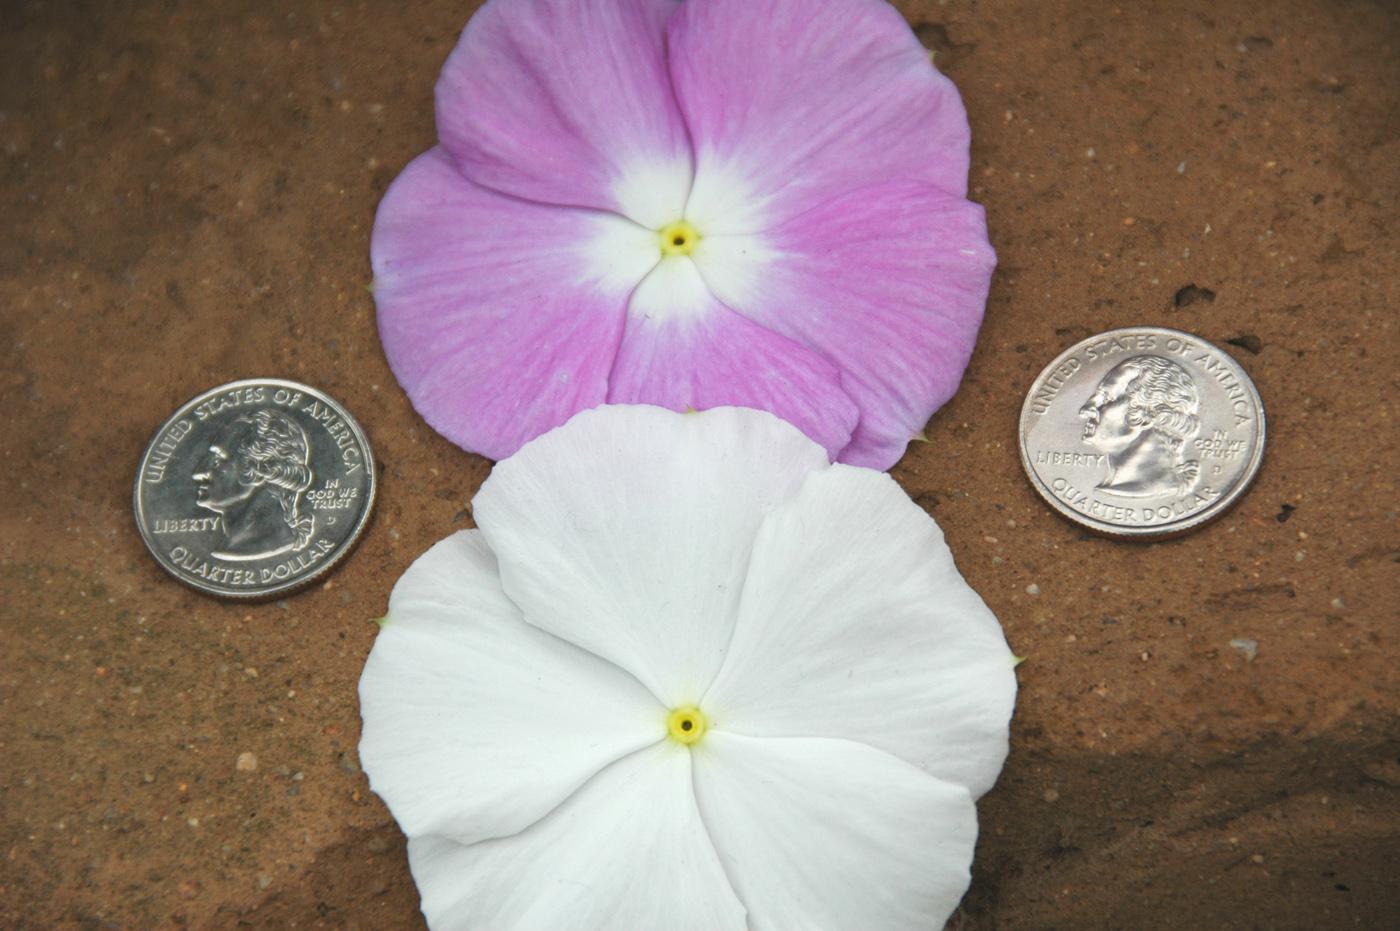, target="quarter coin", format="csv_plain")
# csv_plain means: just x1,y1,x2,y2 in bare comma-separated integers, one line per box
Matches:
1019,327,1265,538
134,378,377,598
